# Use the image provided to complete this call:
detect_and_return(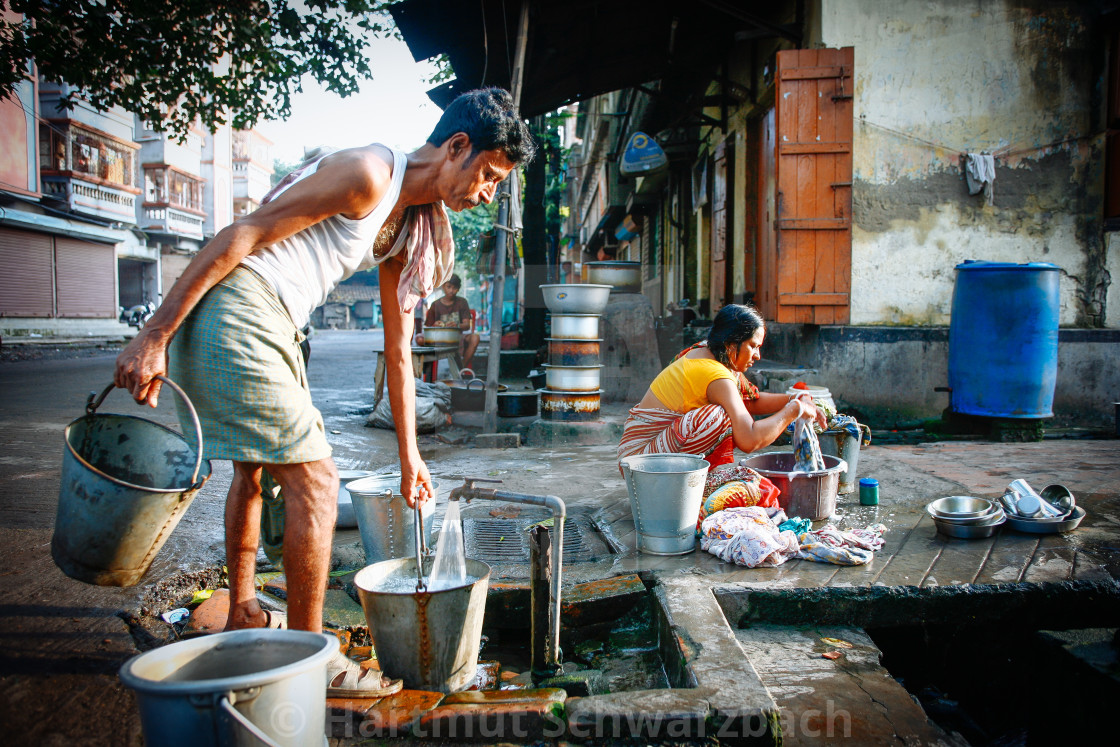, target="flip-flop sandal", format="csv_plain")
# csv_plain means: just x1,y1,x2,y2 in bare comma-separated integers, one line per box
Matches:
326,654,403,699
263,609,287,629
